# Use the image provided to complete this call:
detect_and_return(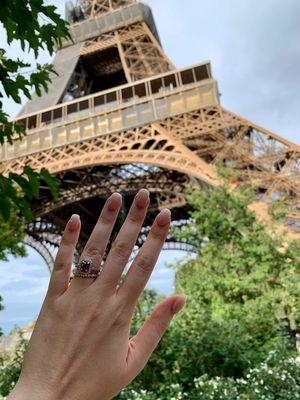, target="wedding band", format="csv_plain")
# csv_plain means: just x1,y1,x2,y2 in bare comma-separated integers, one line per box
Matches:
72,256,101,279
